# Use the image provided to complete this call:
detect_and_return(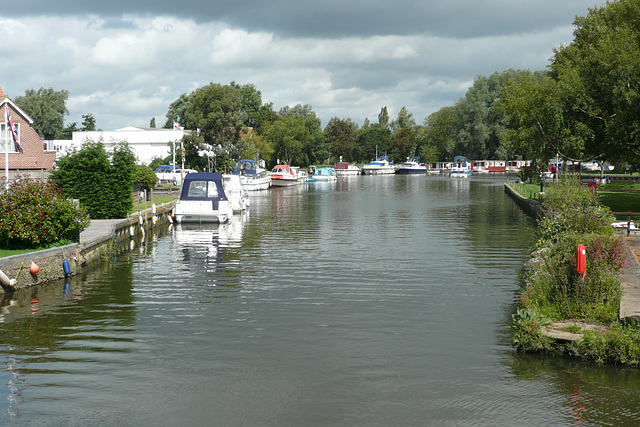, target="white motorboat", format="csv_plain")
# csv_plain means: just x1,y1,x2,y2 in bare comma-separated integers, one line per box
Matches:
174,172,233,223
449,156,473,178
362,156,395,175
335,161,361,176
231,159,271,190
395,157,426,174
